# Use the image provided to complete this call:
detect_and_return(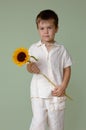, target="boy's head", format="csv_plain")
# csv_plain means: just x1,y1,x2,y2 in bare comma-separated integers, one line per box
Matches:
36,9,59,28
